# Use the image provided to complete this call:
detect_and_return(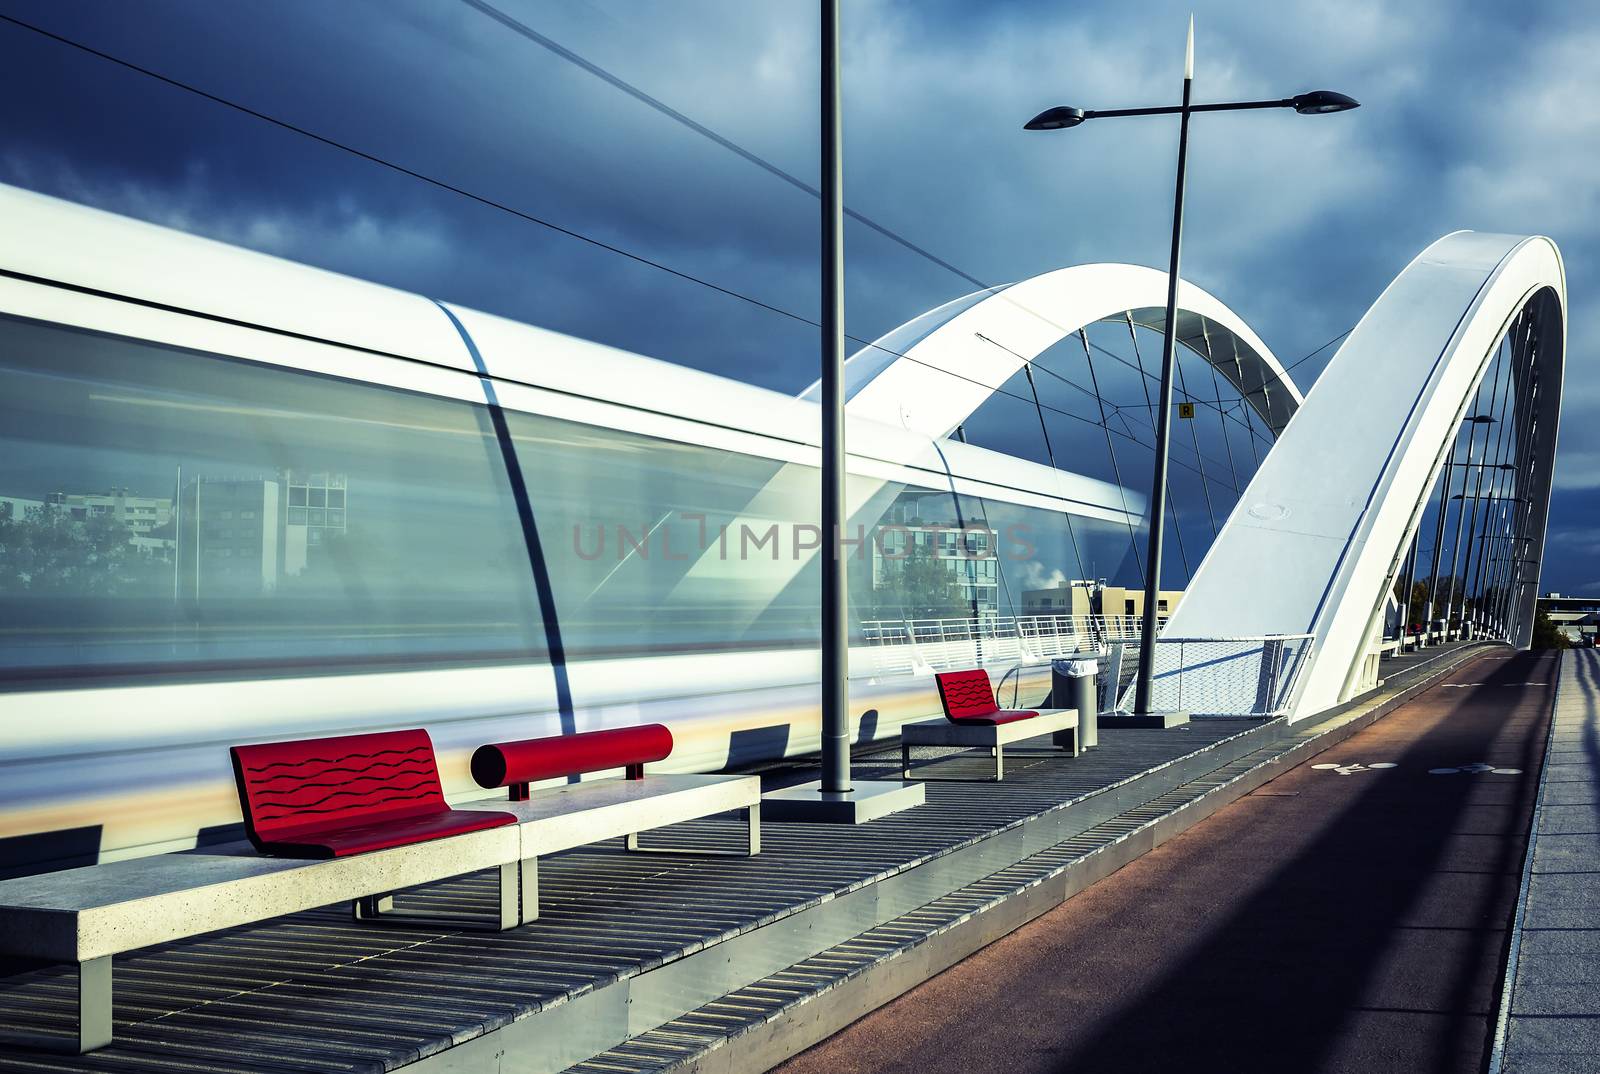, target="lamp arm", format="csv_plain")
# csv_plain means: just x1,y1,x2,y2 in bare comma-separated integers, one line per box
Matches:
1083,98,1293,120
